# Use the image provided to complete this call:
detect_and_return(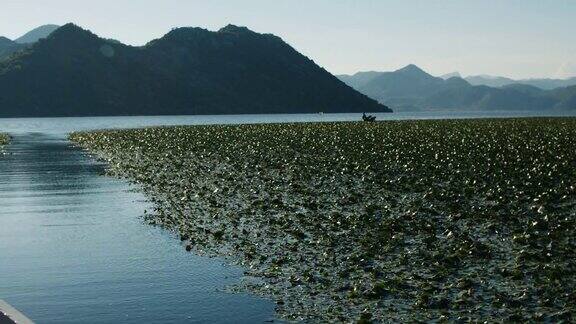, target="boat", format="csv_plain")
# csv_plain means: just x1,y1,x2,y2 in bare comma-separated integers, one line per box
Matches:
0,300,34,324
